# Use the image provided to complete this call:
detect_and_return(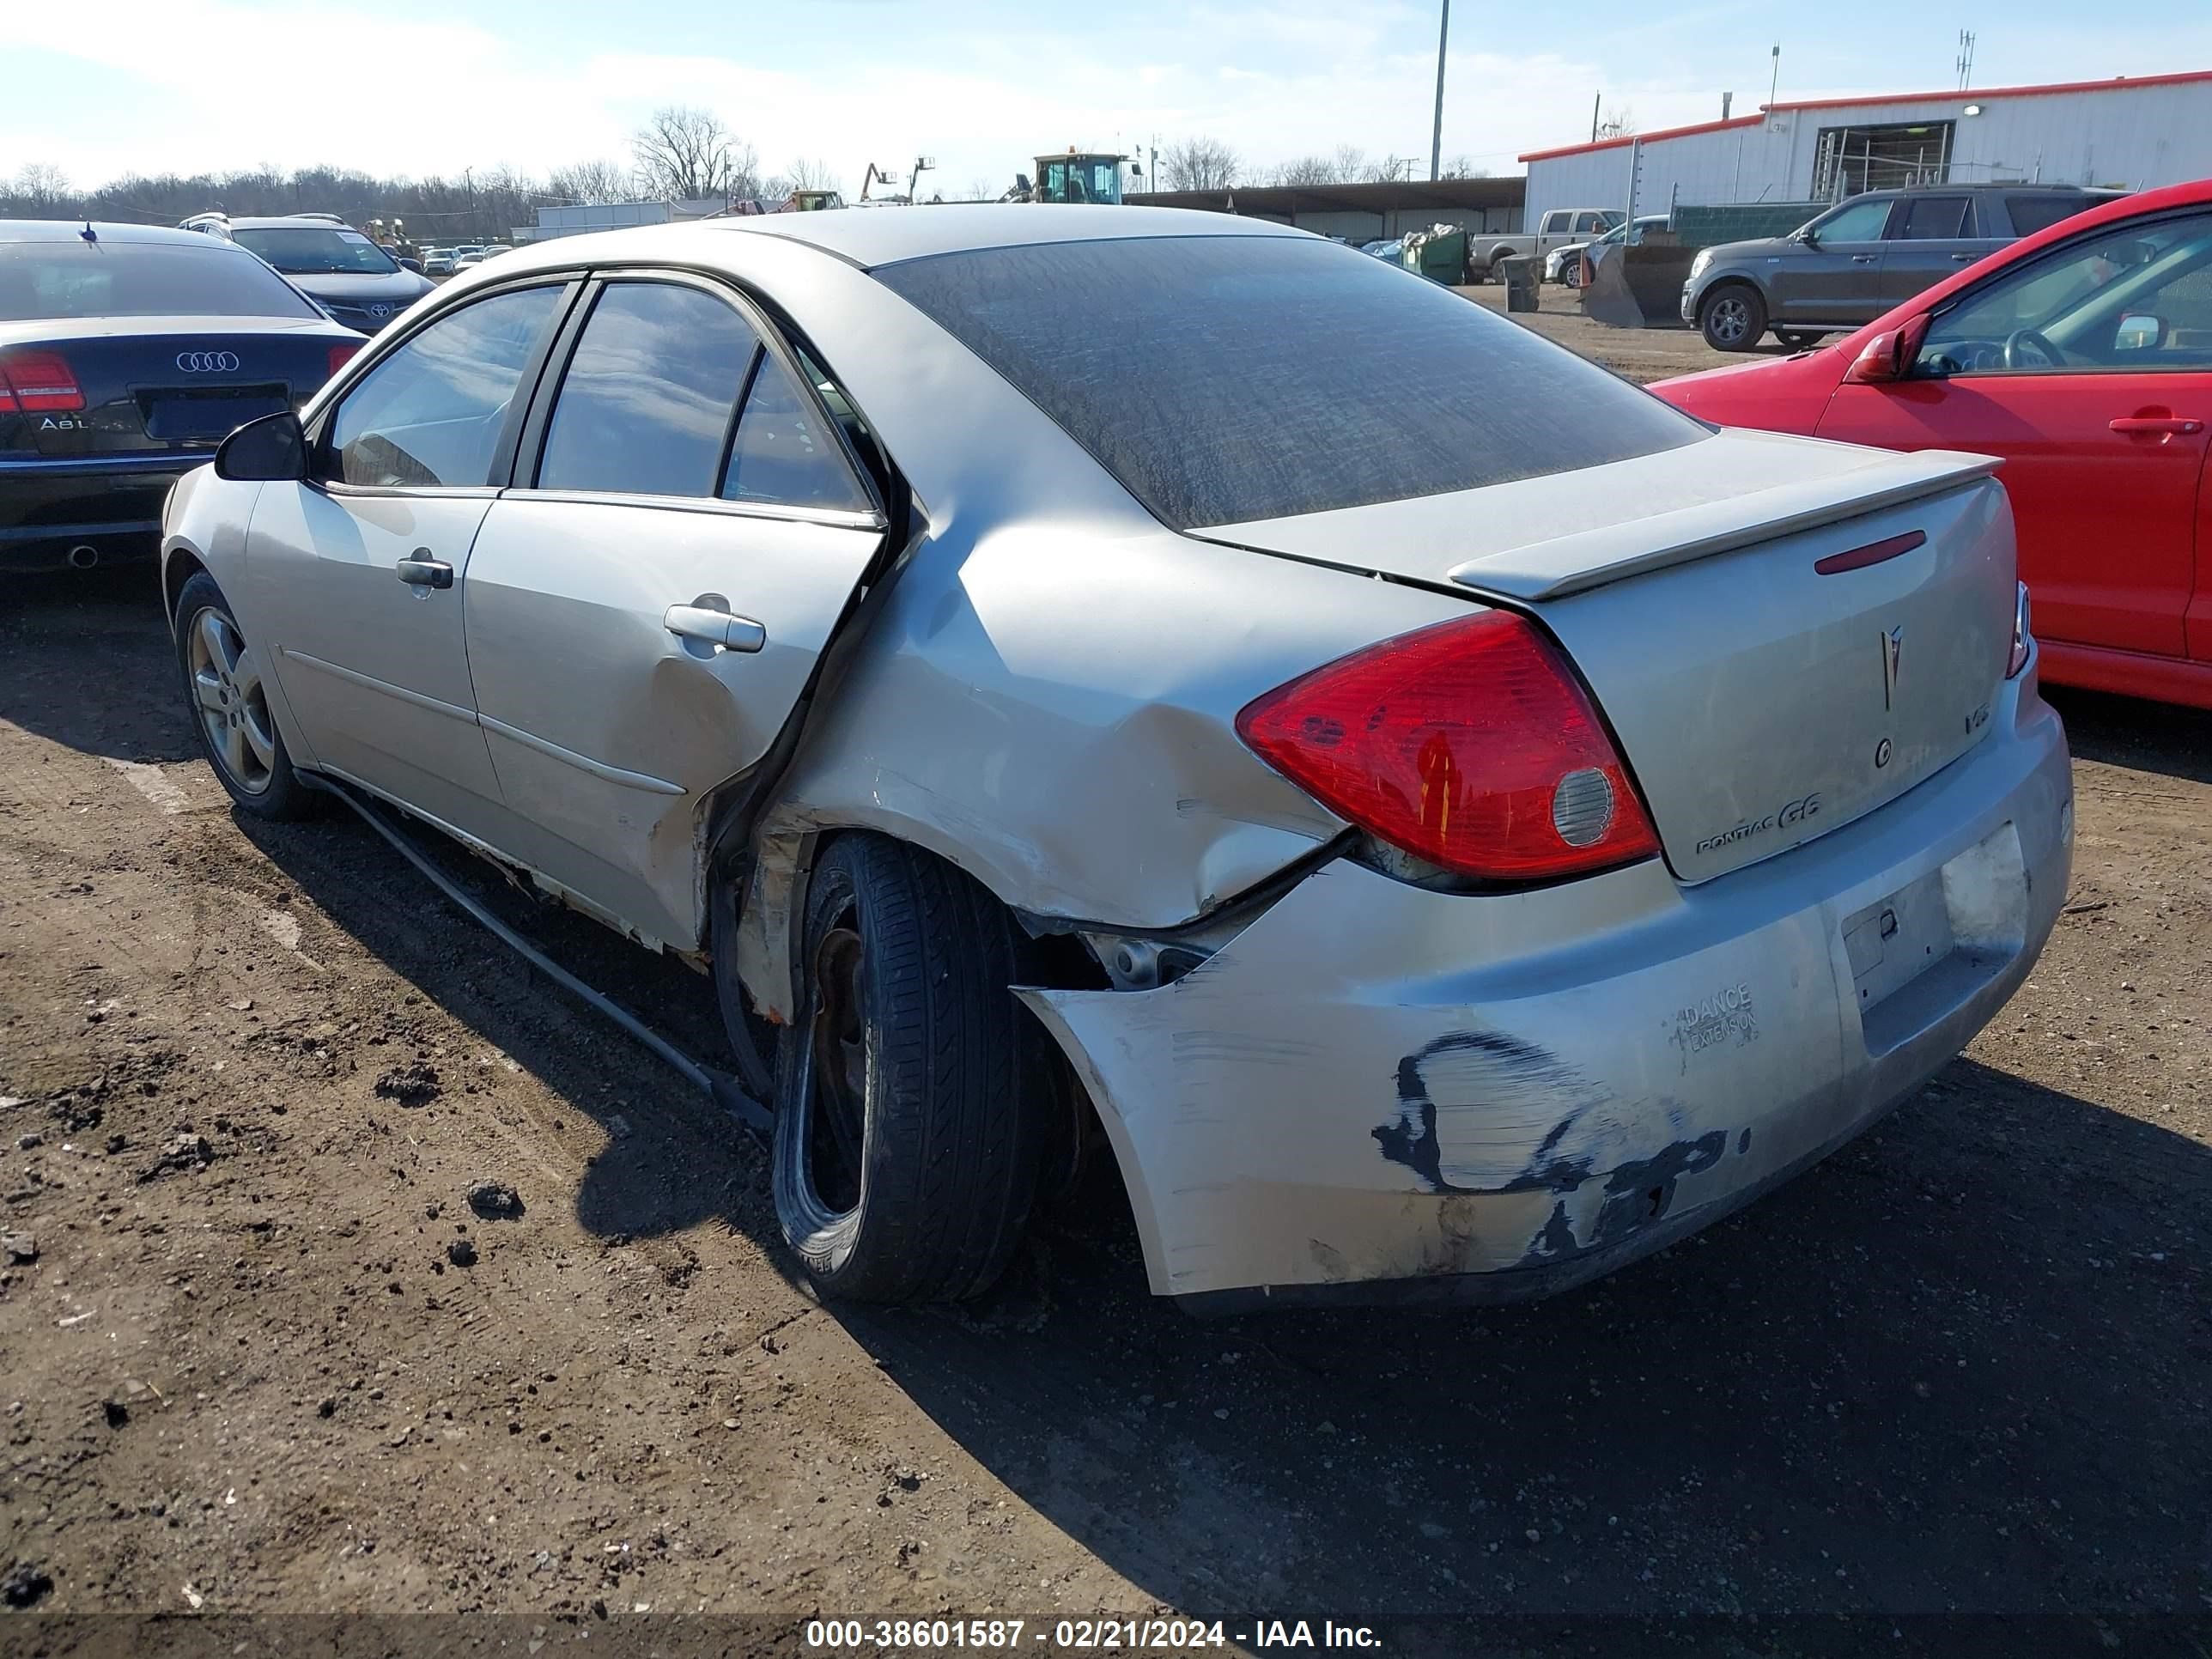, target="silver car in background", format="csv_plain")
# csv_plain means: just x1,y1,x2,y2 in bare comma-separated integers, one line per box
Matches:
160,205,2070,1310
